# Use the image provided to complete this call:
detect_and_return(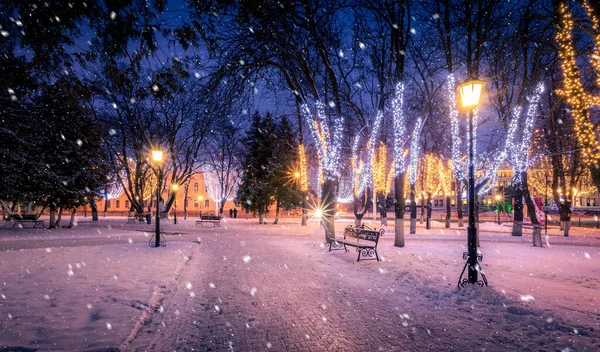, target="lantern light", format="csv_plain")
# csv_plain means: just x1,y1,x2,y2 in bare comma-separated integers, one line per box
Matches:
458,80,485,109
